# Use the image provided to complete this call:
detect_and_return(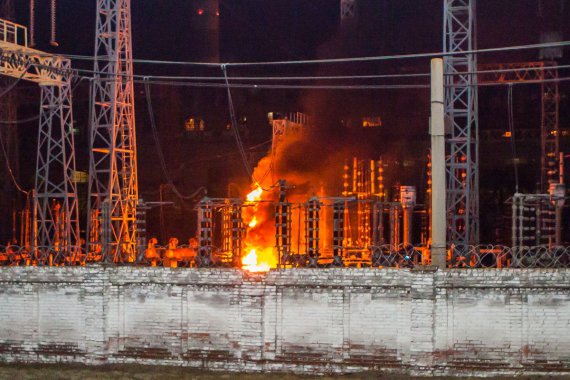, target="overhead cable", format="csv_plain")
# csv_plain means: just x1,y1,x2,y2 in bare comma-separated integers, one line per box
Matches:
143,79,205,201
55,40,570,67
